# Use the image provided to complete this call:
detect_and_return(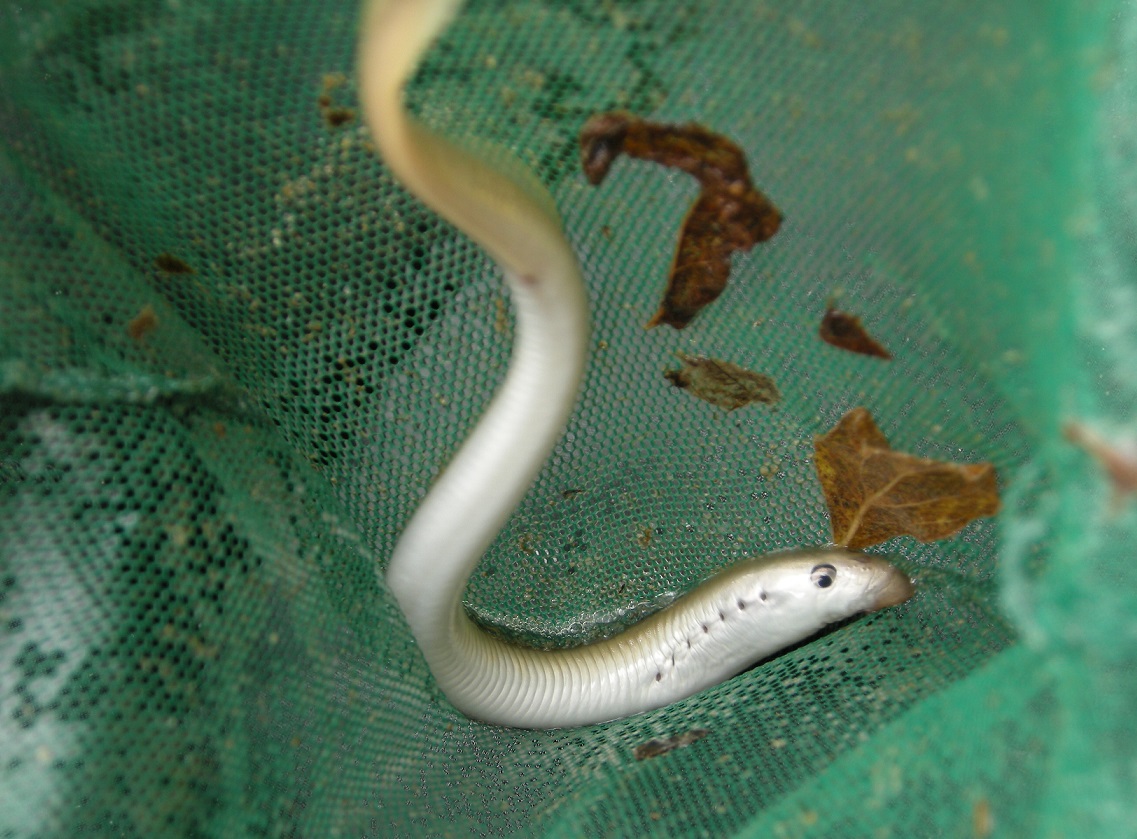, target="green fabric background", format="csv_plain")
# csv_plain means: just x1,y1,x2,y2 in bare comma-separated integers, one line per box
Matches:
1,1,1132,836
